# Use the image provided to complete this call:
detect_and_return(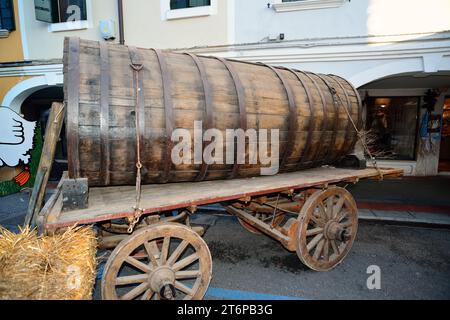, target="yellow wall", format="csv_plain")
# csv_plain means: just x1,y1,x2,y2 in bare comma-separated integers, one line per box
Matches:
0,0,24,62
124,0,229,49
